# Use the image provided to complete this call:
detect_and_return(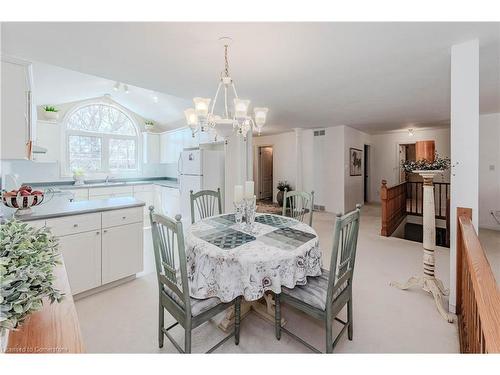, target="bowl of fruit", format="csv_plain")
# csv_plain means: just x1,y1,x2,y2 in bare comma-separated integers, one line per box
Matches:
1,185,48,216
